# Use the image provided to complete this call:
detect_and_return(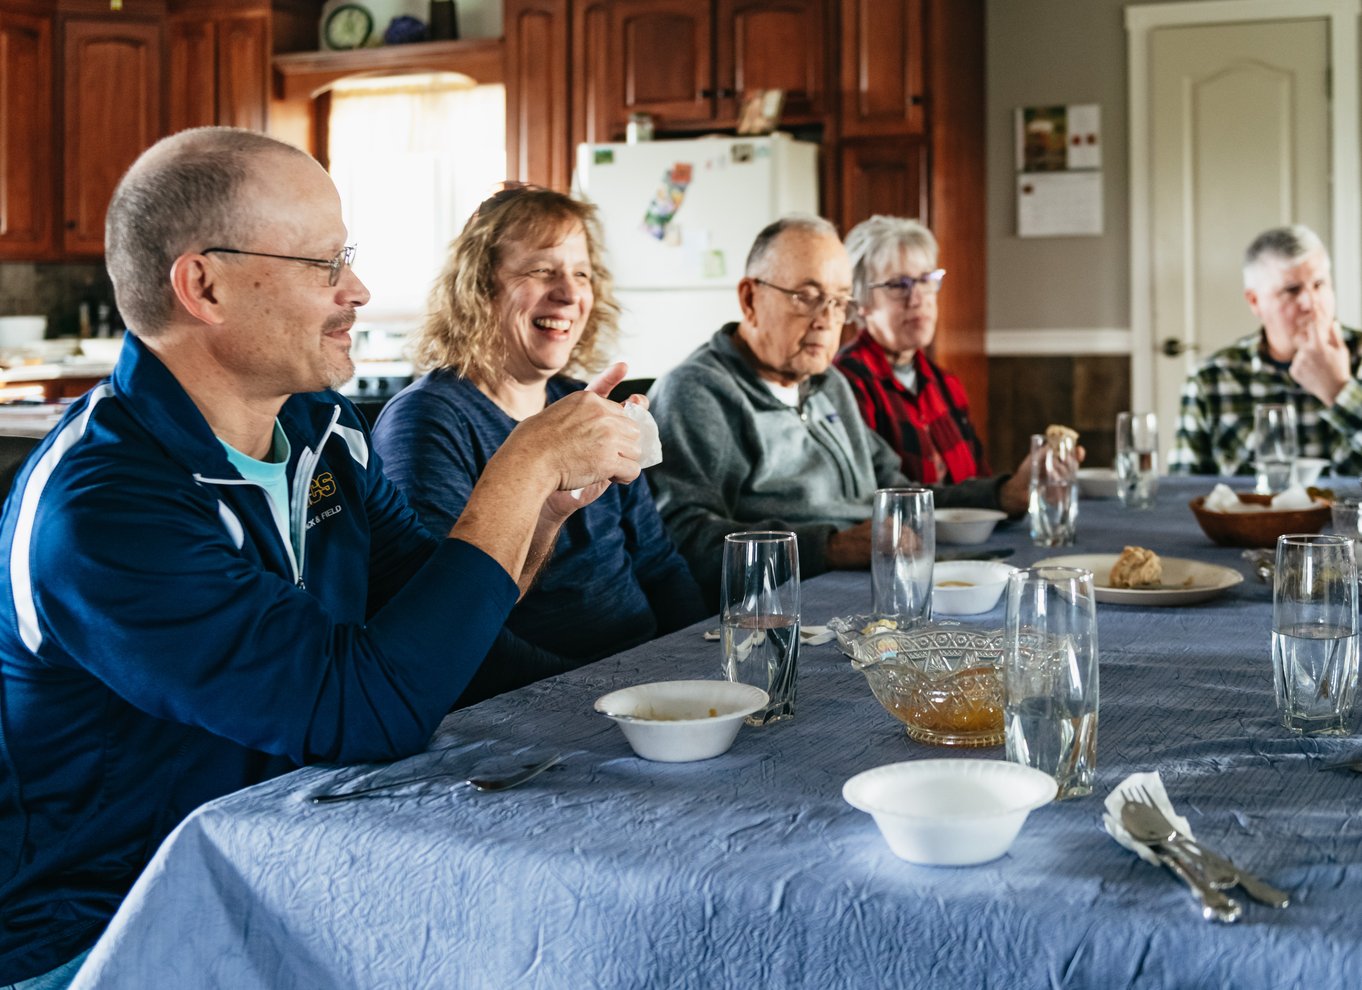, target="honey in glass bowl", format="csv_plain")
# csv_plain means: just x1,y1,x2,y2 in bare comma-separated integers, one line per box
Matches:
848,623,1005,747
